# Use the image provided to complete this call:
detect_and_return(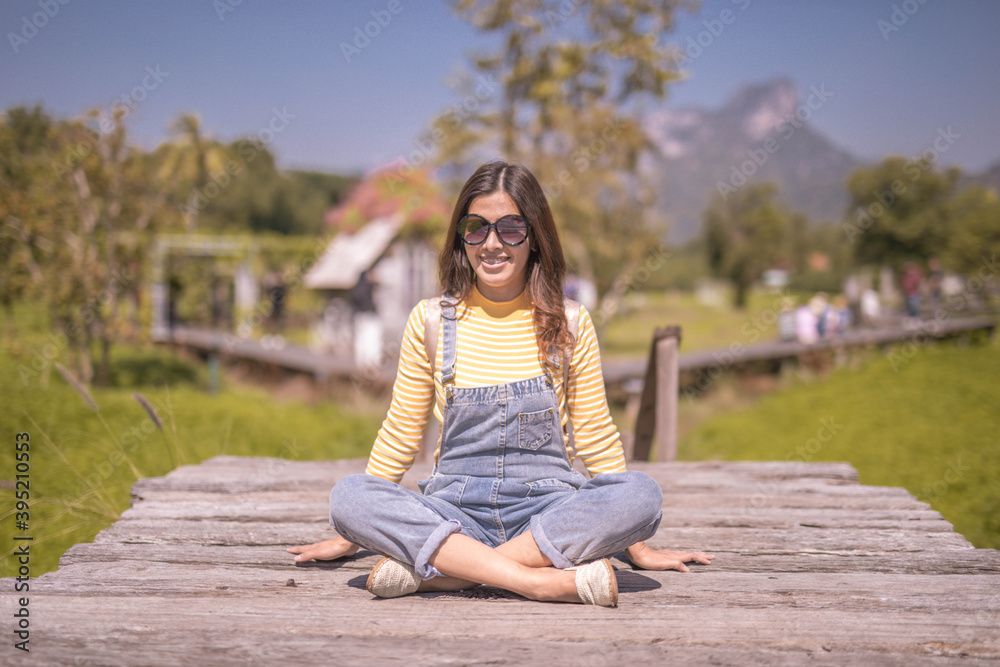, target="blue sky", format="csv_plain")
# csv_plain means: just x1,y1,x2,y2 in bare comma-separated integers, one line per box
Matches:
2,0,999,175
